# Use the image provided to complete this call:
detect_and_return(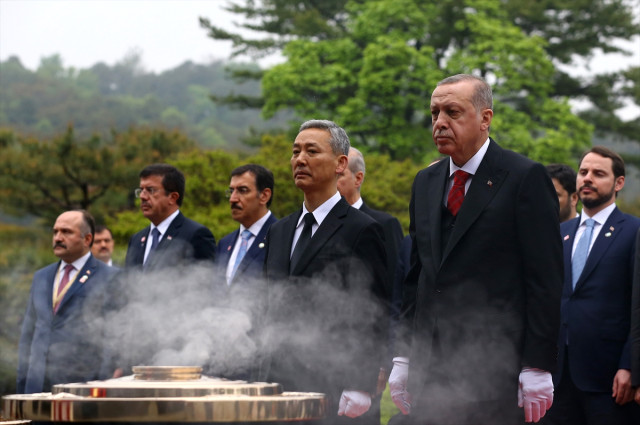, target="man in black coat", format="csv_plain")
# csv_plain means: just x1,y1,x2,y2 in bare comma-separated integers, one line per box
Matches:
263,119,389,424
389,74,563,425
